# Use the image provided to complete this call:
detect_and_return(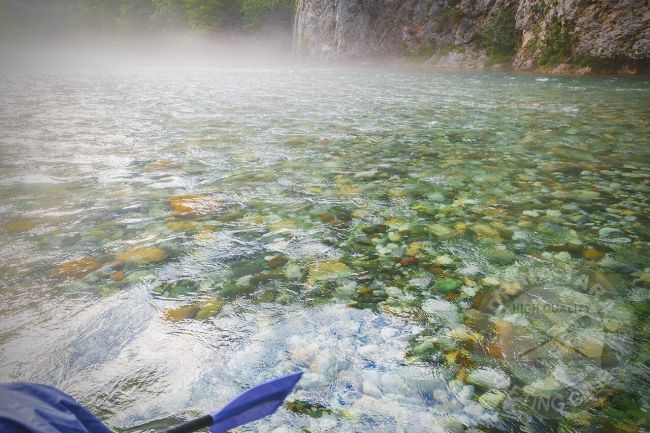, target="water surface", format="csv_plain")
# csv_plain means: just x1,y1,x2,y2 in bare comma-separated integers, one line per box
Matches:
1,69,649,432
